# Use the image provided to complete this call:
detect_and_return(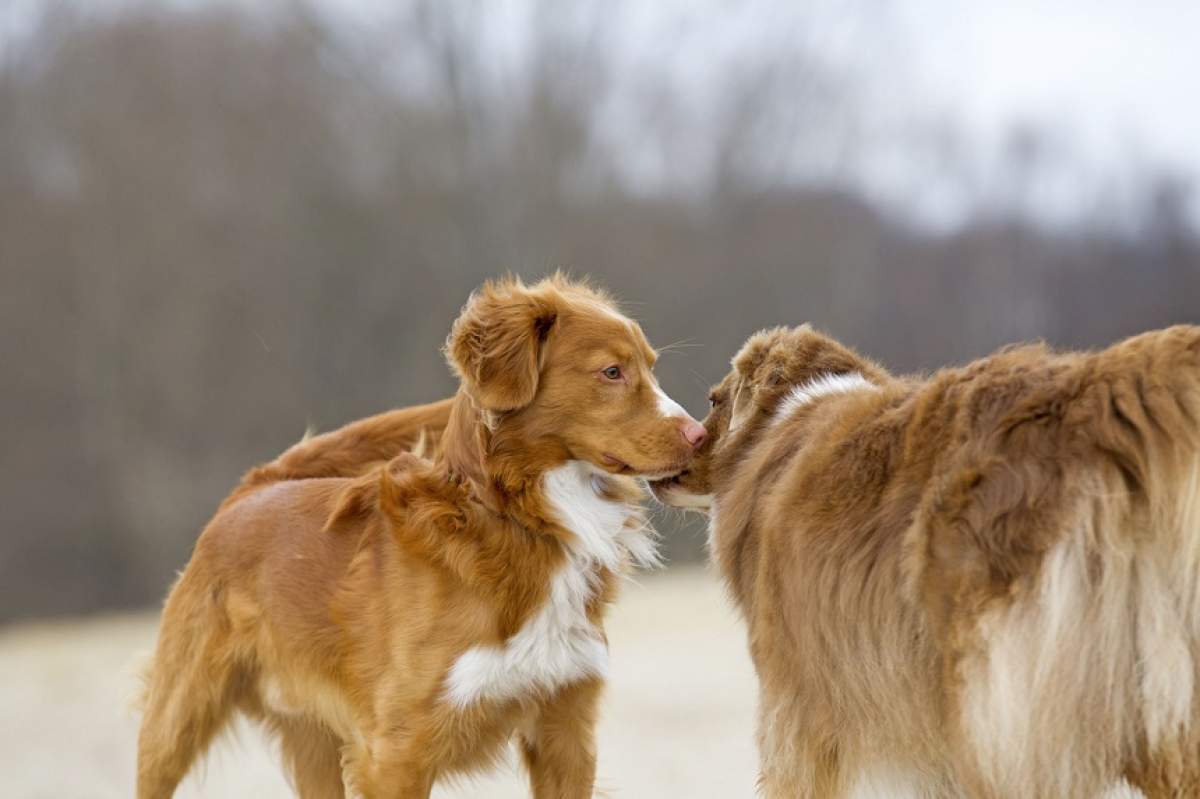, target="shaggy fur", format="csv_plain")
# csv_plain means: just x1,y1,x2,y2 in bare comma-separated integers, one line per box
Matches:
653,323,1200,798
136,275,704,799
